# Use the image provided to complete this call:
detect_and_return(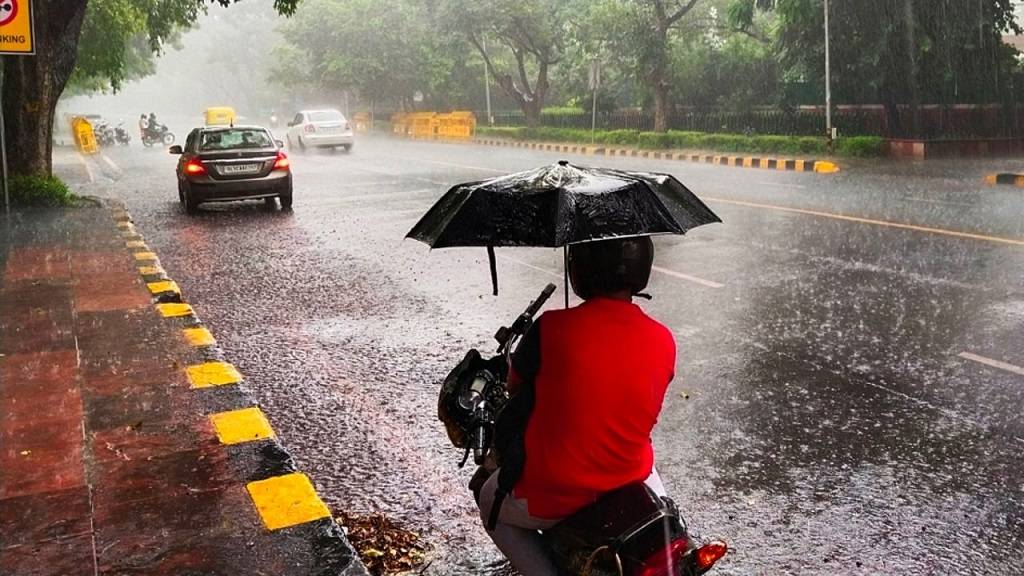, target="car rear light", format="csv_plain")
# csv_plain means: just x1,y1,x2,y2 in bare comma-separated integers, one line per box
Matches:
635,538,690,576
184,158,206,176
273,150,290,171
304,123,316,133
694,541,728,571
